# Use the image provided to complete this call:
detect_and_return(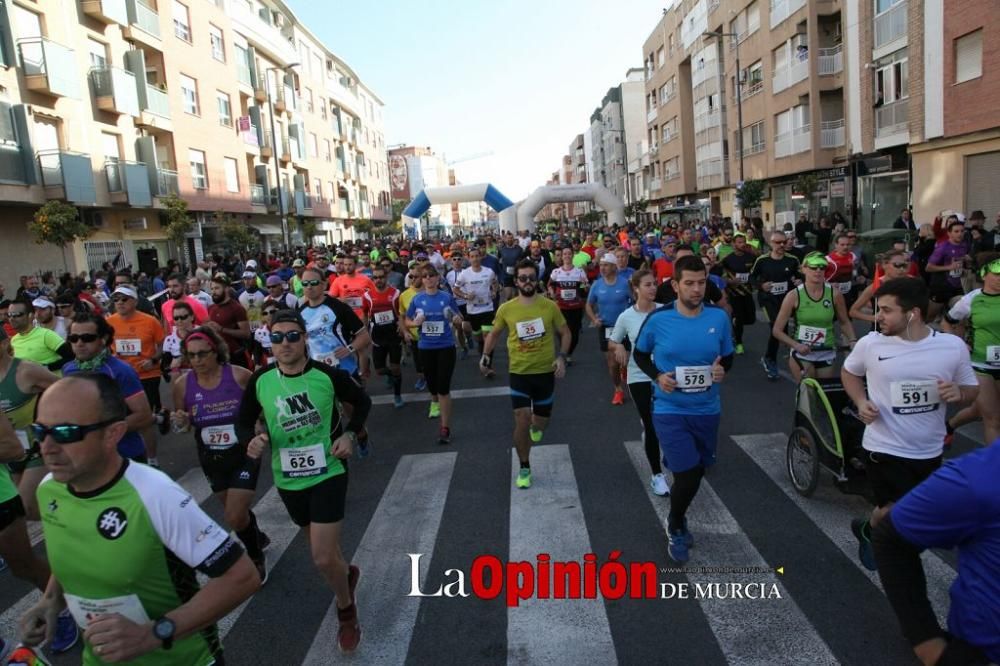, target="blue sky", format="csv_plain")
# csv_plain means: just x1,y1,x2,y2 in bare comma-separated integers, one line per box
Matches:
285,0,661,200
